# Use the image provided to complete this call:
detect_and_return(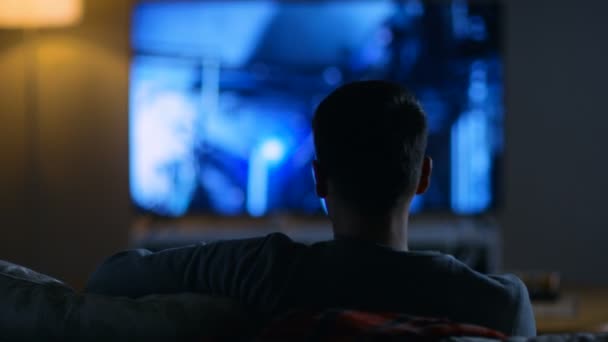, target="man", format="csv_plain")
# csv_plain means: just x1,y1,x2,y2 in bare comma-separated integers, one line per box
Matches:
86,81,536,336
